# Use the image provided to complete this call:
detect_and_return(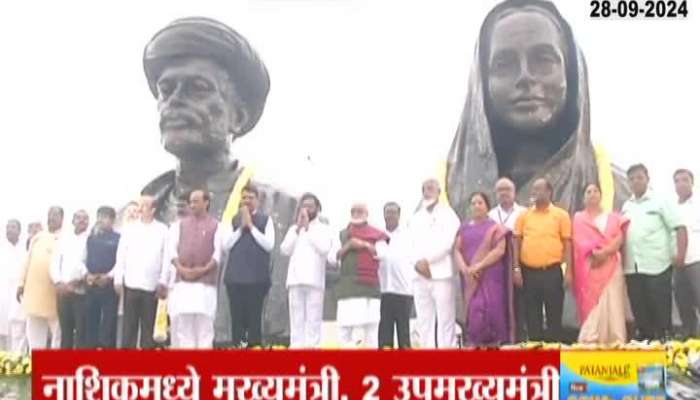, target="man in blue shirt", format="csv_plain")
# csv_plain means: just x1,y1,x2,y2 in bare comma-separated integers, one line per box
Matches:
85,206,121,348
